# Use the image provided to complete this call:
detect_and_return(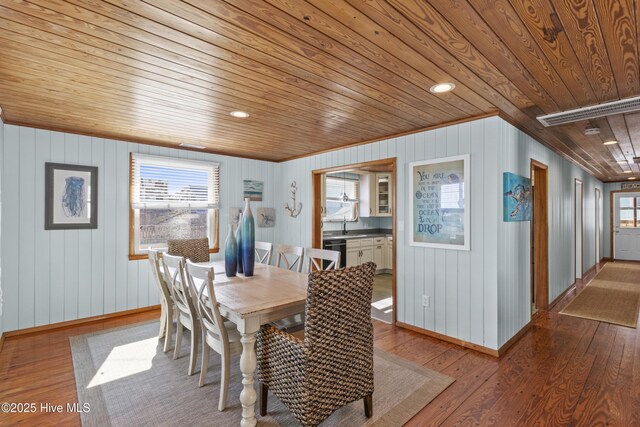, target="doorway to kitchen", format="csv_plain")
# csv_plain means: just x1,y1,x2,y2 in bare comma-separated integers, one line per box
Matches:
312,158,397,324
